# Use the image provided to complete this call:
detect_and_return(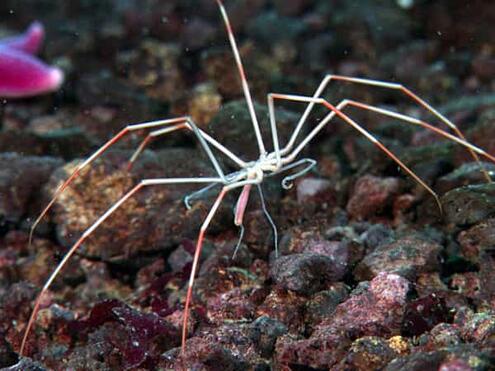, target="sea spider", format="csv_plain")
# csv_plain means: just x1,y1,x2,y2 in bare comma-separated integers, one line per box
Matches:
19,0,495,356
